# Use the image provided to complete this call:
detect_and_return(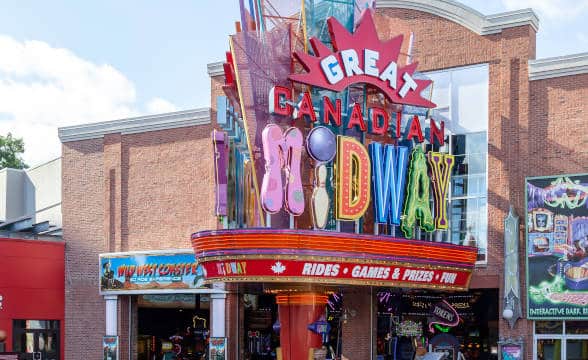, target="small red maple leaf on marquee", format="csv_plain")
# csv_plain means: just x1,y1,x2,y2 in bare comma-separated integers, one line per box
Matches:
271,261,286,274
289,10,435,109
